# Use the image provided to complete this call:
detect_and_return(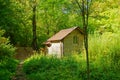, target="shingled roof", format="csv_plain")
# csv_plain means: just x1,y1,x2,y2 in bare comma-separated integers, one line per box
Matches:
47,27,83,42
